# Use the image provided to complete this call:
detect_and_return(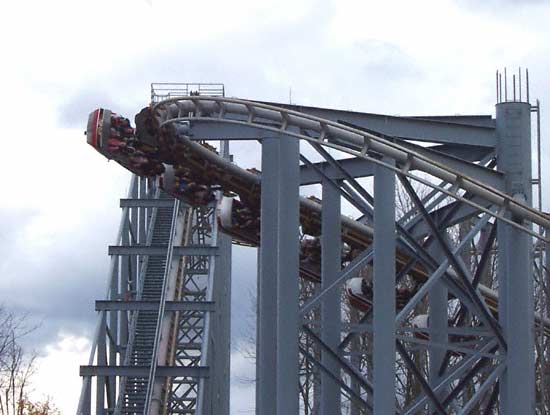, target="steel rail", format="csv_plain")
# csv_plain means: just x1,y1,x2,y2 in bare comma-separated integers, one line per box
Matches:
143,199,180,415
114,185,162,415
151,96,550,239
76,175,138,415
151,125,550,335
